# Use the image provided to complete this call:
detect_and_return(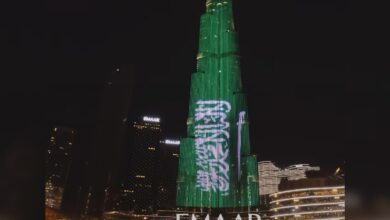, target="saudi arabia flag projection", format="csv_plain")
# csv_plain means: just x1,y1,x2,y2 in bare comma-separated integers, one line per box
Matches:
176,0,259,208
